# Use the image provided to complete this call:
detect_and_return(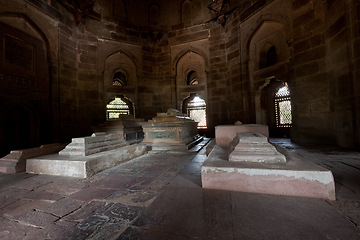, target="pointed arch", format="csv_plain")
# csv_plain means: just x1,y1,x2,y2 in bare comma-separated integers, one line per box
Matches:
181,0,193,23
148,2,161,26
172,47,209,75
